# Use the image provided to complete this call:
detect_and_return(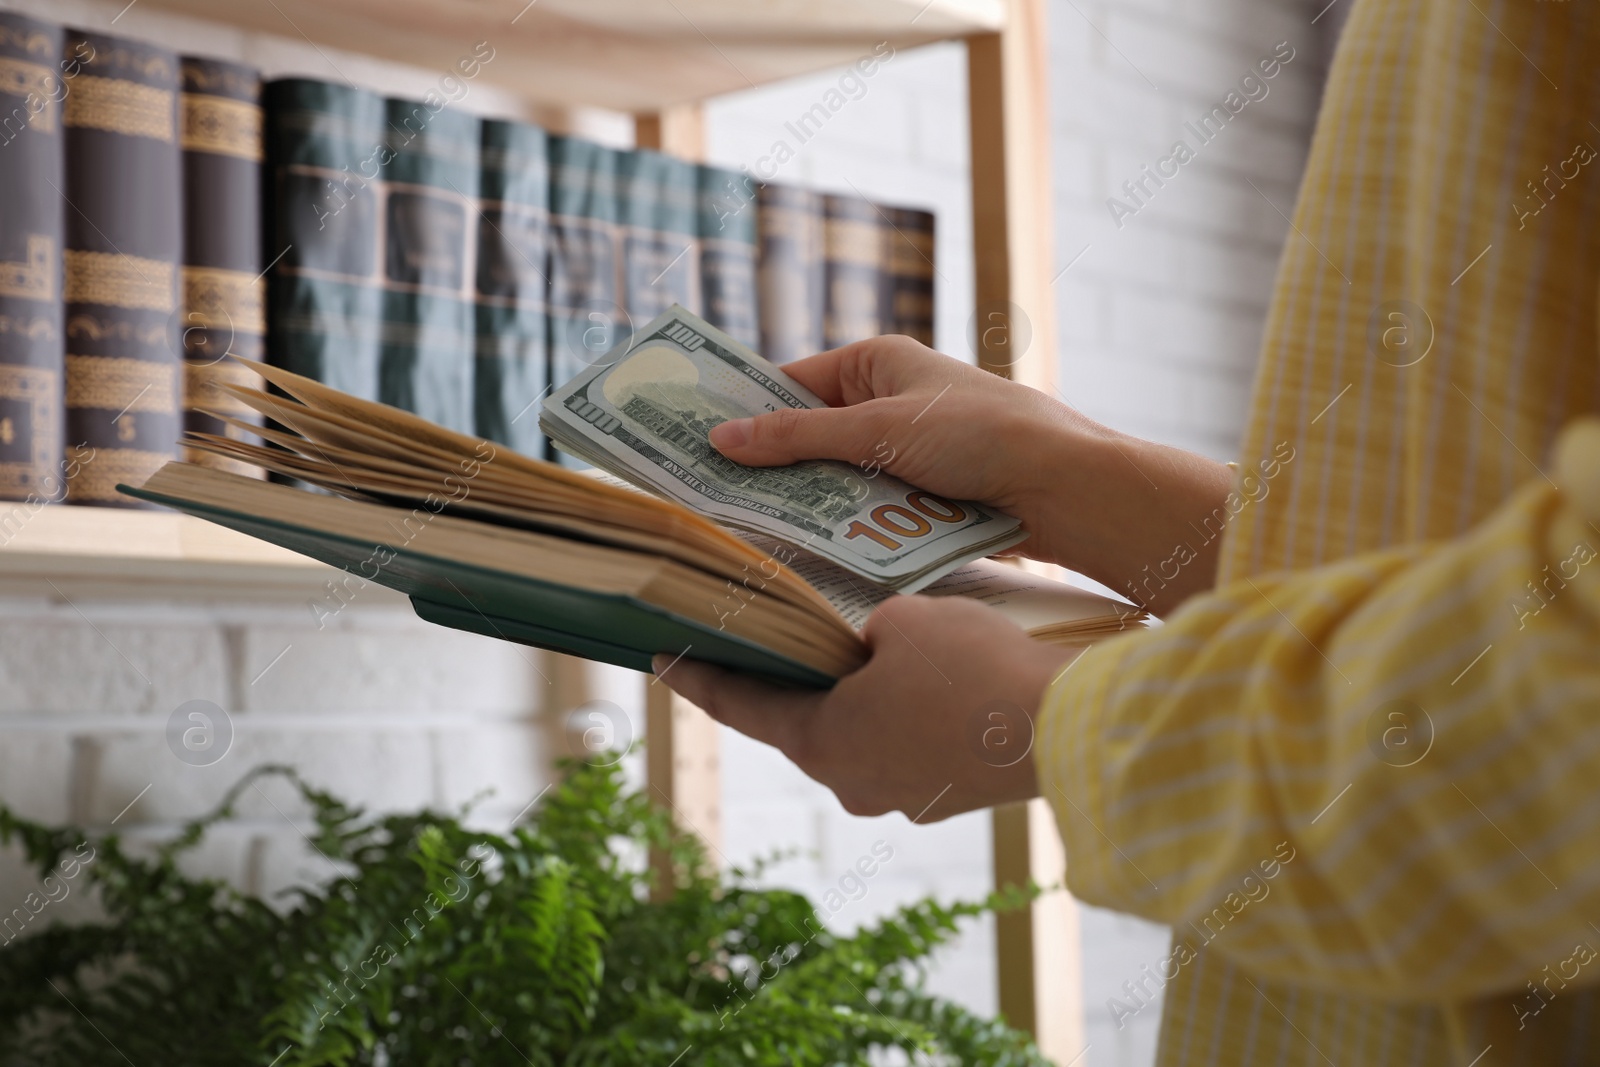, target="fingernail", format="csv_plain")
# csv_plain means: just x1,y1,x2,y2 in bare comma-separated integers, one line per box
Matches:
710,418,751,449
651,653,671,676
